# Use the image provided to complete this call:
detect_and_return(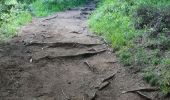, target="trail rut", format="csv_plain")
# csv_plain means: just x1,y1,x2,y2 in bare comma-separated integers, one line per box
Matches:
0,1,163,100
